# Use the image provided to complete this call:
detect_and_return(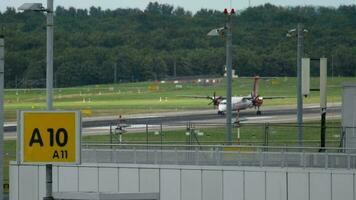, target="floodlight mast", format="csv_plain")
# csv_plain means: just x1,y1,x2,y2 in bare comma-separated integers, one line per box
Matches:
19,1,54,199
208,9,235,145
0,33,5,200
287,24,308,147
225,9,234,145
